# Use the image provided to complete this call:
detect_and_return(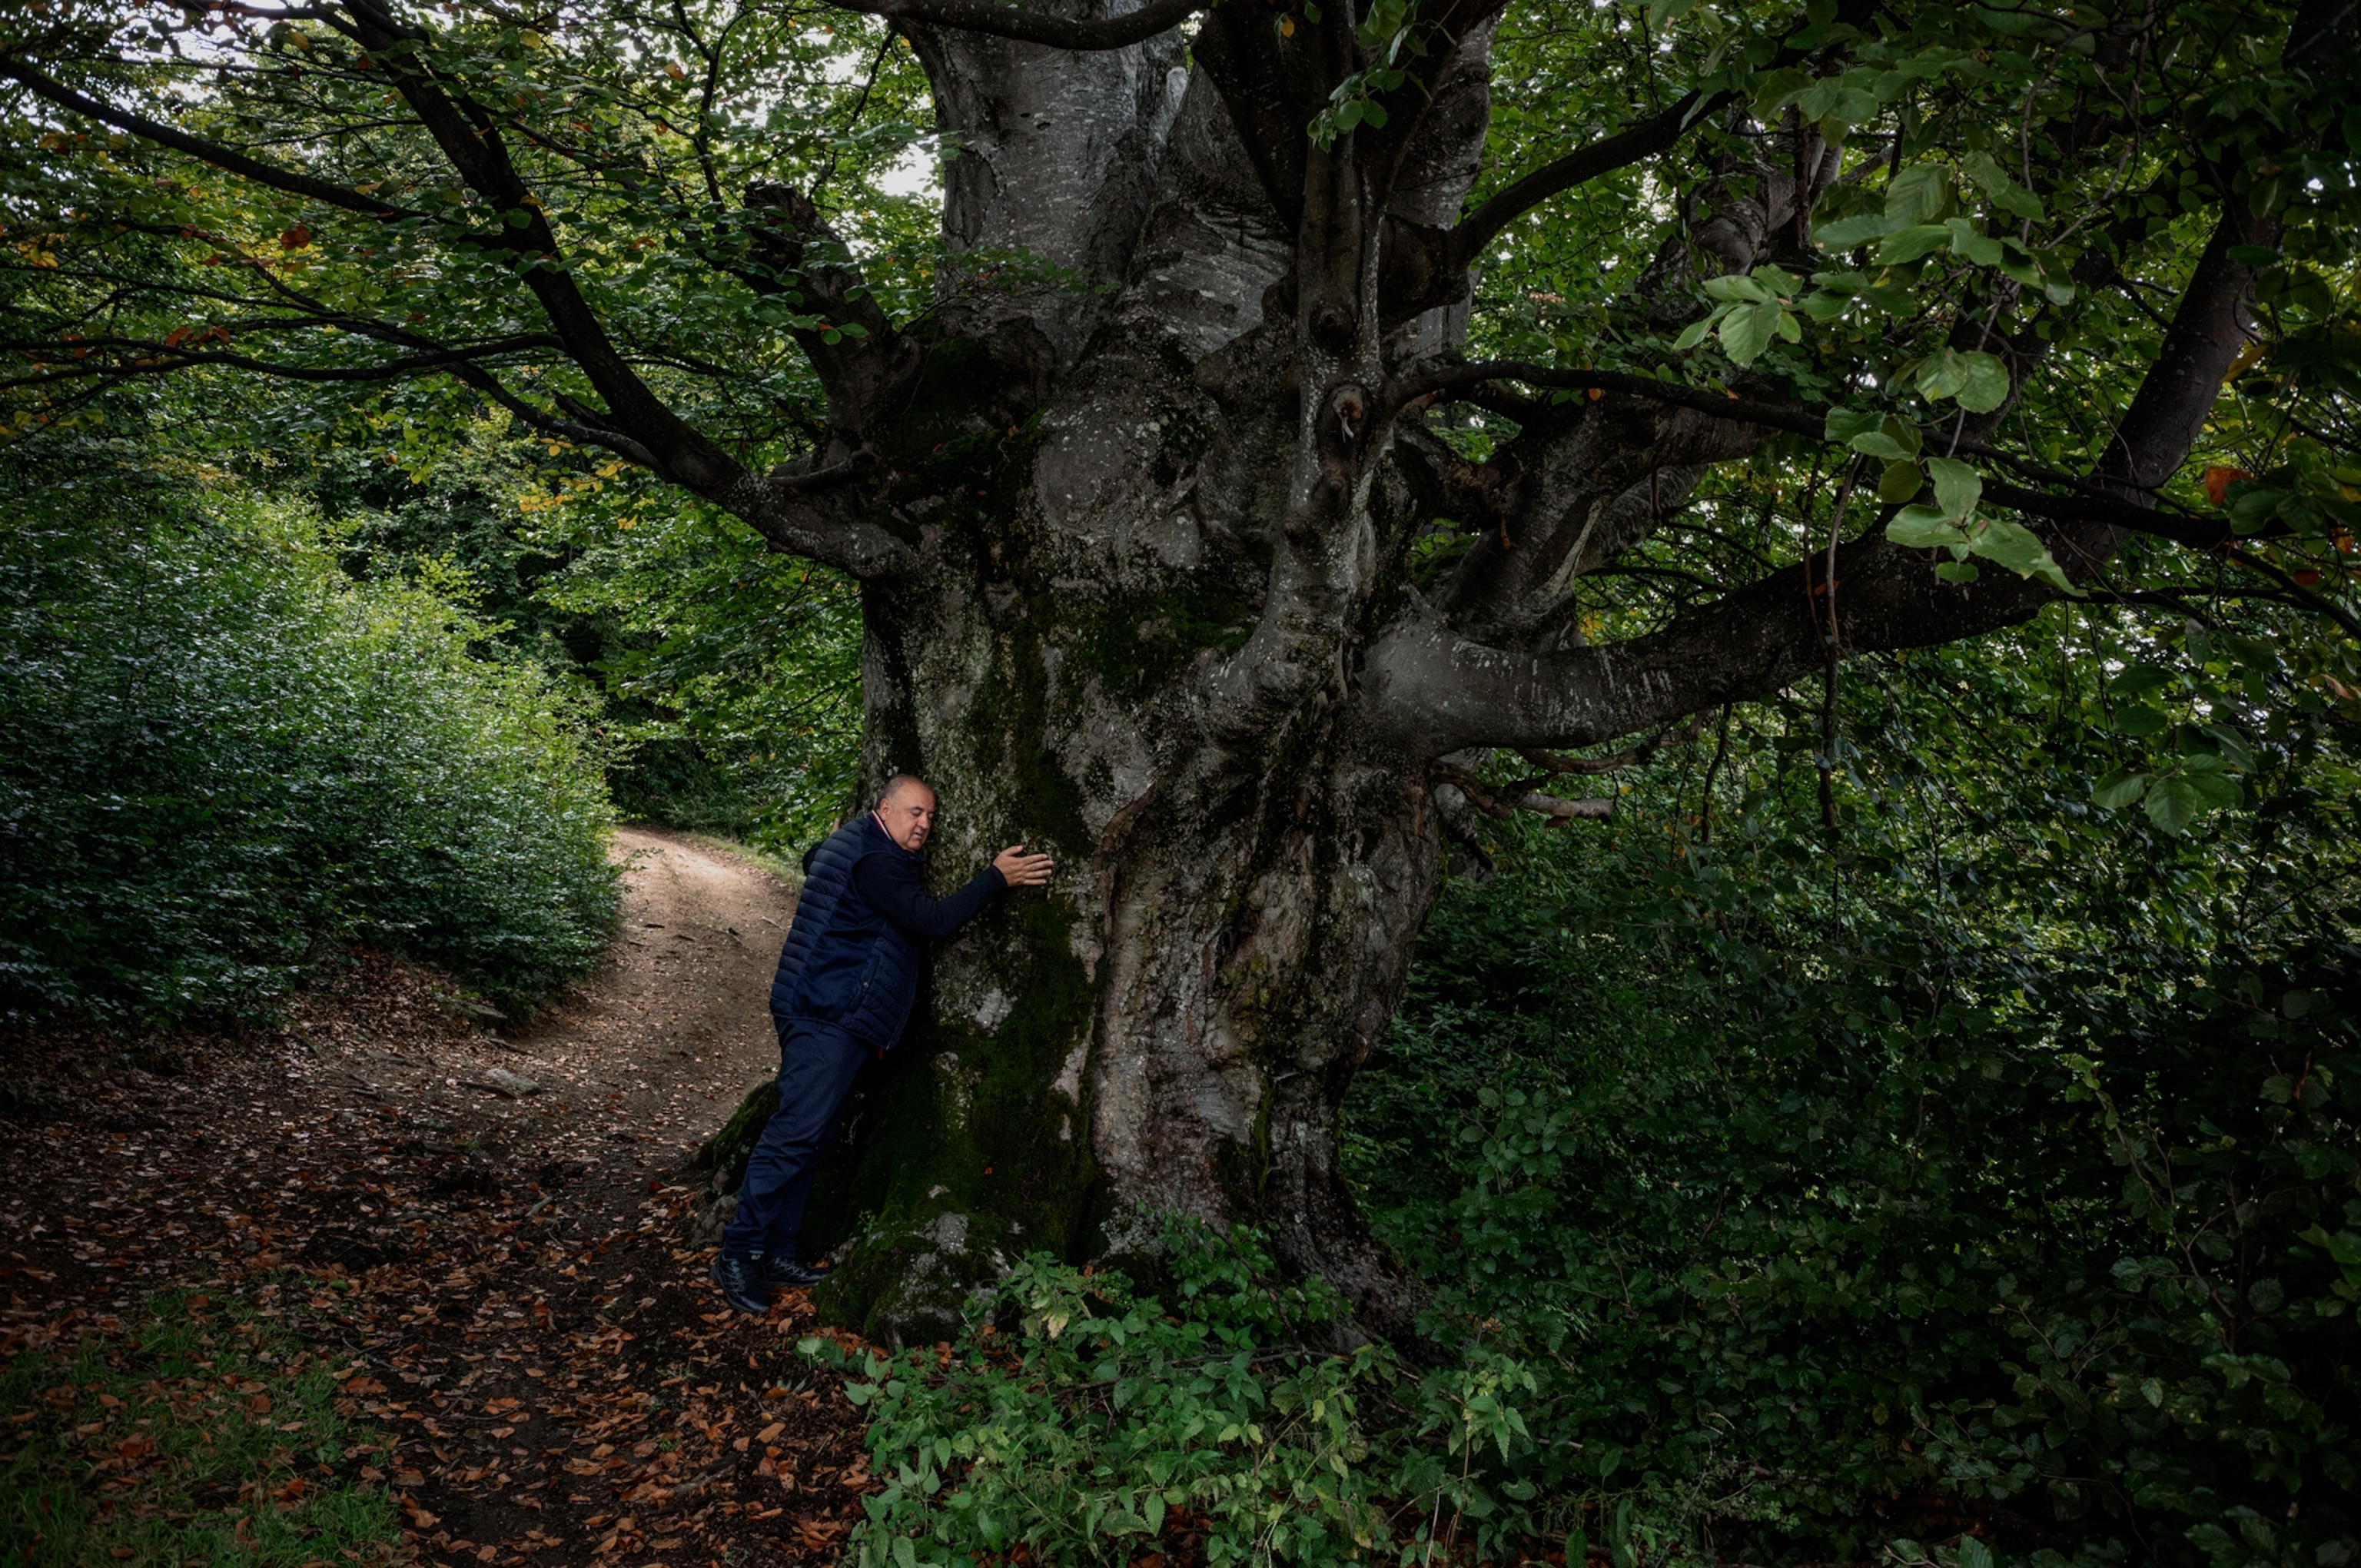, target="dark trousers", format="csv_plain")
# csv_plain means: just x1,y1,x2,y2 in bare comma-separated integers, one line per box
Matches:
719,1017,868,1261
